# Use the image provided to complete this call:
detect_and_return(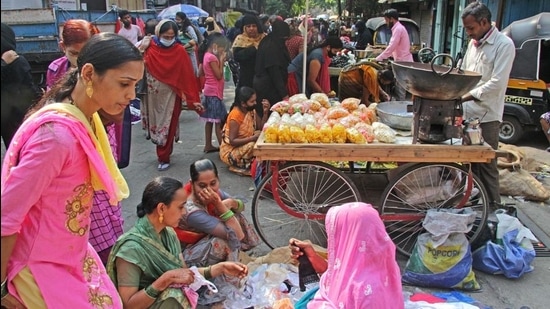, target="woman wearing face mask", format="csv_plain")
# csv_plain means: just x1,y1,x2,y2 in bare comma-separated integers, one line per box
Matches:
46,19,100,90
140,19,201,171
219,86,269,176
